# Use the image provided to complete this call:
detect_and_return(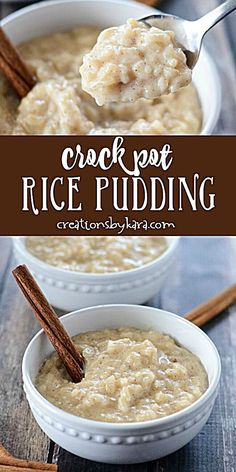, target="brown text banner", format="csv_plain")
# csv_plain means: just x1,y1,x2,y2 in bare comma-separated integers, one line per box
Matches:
0,136,234,235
